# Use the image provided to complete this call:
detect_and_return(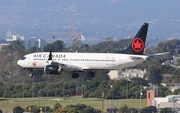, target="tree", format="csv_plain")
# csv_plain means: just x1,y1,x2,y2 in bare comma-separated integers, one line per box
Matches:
160,107,173,113
26,46,38,53
130,77,148,86
156,39,180,55
54,103,62,112
43,40,65,52
80,44,89,52
41,106,52,112
147,65,163,84
13,106,24,113
0,40,26,79
55,107,77,113
117,104,129,113
0,53,11,72
82,106,101,113
25,105,40,113
54,104,101,113
2,40,26,58
173,89,180,95
158,85,172,97
53,40,65,51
